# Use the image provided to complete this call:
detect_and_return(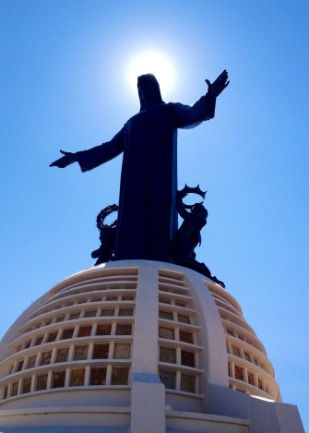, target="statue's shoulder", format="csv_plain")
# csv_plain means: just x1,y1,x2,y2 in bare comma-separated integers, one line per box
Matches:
167,101,189,114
